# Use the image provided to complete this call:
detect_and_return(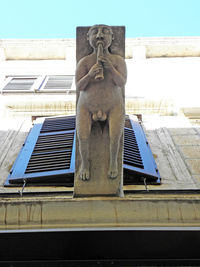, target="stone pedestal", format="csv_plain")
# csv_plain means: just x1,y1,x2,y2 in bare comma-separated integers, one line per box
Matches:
74,122,124,197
